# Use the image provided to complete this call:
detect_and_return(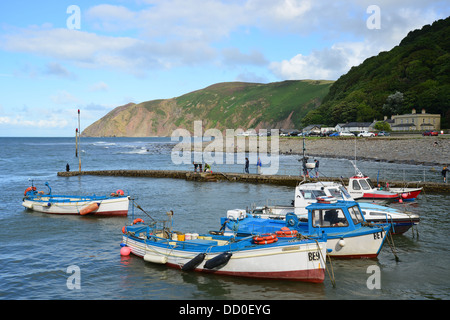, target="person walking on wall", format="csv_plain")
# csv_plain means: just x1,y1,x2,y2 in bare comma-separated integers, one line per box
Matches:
257,157,262,174
314,159,320,177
